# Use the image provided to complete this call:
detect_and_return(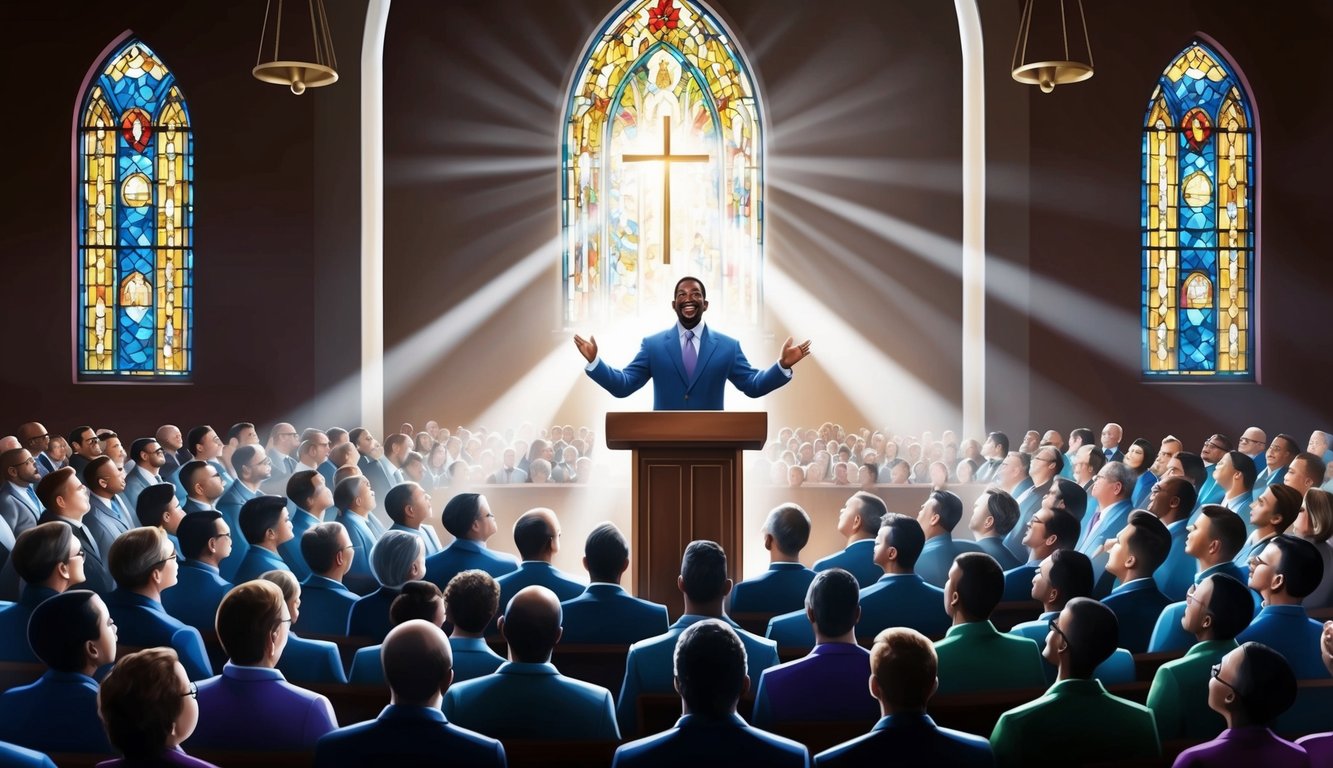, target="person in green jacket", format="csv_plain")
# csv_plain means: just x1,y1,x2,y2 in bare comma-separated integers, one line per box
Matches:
935,552,1046,695
990,597,1160,768
1146,572,1253,741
